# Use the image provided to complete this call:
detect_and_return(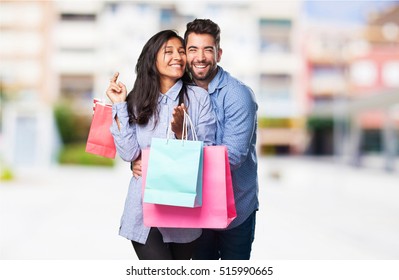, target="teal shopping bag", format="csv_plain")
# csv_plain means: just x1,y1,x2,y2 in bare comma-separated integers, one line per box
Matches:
144,138,203,207
143,111,204,208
